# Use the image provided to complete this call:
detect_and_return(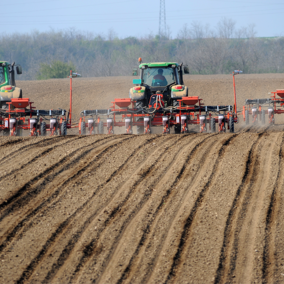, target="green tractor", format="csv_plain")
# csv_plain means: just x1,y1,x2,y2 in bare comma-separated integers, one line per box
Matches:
0,61,23,109
129,61,189,109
